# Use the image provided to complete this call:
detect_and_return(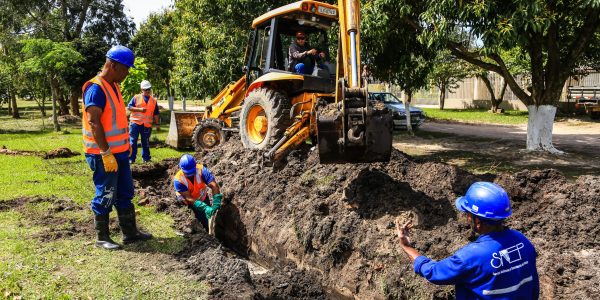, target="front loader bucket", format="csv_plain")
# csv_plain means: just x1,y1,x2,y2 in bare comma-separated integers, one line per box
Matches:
166,111,204,149
317,101,393,164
